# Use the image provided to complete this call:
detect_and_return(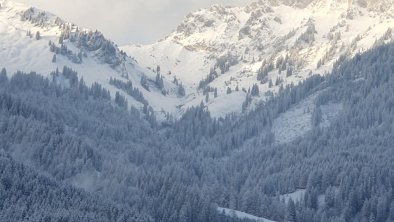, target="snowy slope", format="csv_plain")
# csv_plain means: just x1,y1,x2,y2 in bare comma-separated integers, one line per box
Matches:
122,0,394,117
280,189,306,204
218,207,276,222
3,0,394,119
0,0,184,119
272,90,342,144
